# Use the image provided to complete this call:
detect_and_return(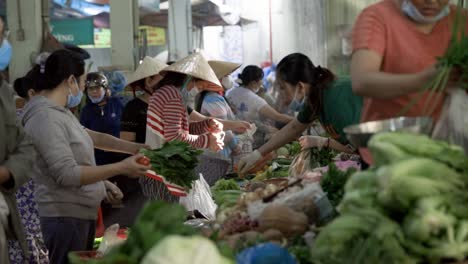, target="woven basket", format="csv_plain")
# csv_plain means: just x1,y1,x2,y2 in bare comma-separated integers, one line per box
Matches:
195,154,230,186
